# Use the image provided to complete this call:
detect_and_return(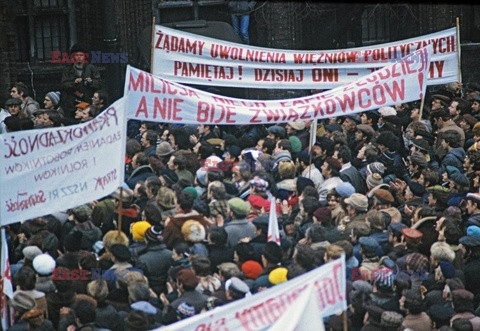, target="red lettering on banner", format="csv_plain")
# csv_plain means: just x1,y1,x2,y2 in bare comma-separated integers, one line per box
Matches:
210,44,286,63
312,69,338,82
196,102,235,124
299,105,311,120
254,69,303,82
174,61,234,80
155,31,205,55
335,92,356,112
135,97,148,117
286,108,299,122
153,98,183,121
429,61,444,78
249,108,262,123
